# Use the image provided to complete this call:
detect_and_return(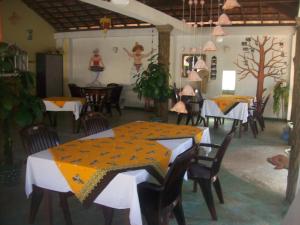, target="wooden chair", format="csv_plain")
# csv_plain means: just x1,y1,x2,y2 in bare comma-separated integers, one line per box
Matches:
20,124,73,225
83,88,108,113
187,128,235,220
68,83,84,97
81,112,109,136
255,94,270,131
137,145,196,225
106,83,123,115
